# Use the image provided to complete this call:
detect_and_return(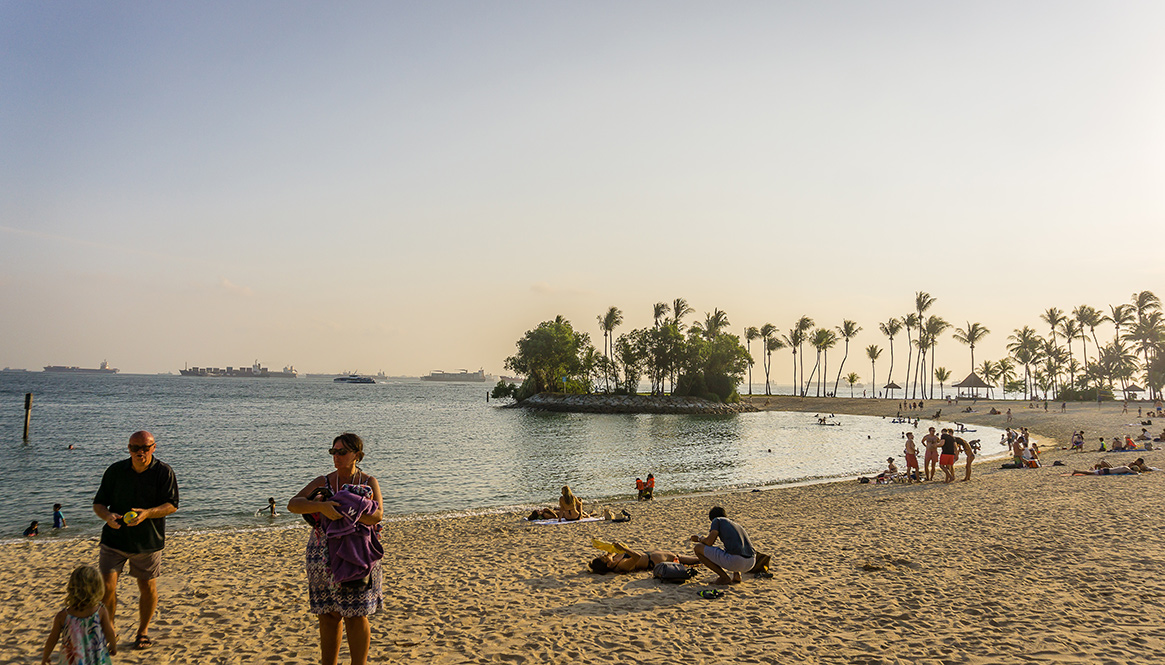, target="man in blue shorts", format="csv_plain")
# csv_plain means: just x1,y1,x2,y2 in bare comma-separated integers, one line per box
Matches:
93,430,179,650
690,506,756,585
